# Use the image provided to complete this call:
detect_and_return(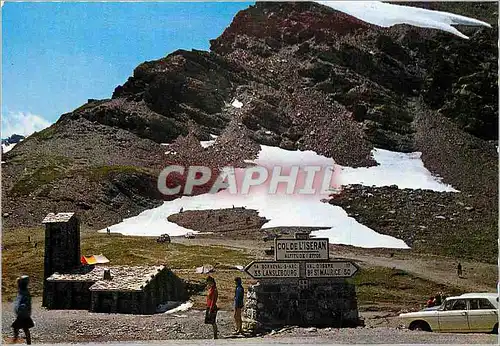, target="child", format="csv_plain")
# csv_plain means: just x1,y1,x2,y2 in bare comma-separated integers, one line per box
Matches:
12,275,33,344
